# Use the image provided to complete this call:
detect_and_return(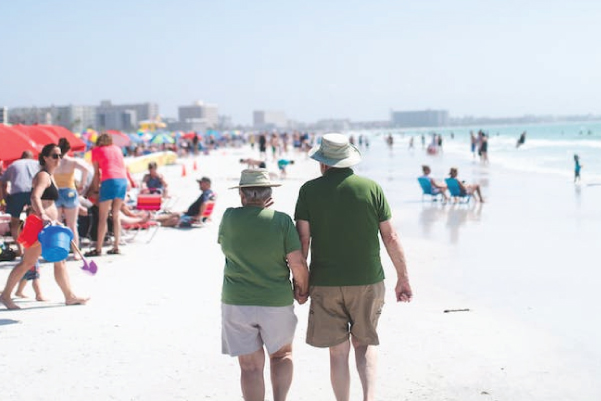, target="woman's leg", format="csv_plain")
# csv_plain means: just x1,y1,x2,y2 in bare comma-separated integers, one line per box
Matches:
111,198,124,251
96,200,111,253
0,244,42,309
53,260,89,305
63,206,80,259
